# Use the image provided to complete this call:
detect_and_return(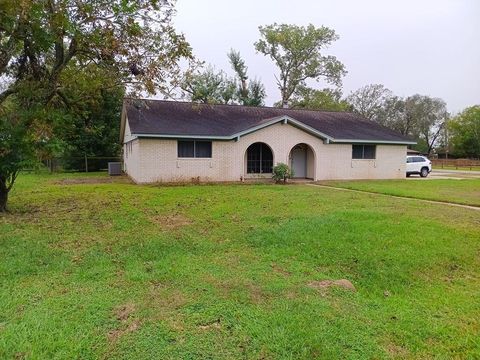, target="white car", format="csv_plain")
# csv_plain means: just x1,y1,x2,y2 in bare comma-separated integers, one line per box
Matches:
406,155,432,177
